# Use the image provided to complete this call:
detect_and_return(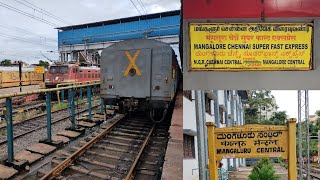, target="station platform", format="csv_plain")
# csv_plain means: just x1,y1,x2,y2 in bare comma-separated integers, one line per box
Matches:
0,85,40,104
161,90,183,180
229,164,288,180
0,85,40,94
